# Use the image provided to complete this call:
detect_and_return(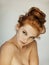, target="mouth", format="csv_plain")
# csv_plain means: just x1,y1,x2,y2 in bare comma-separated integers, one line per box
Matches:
20,41,26,44
20,40,34,45
21,41,25,44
